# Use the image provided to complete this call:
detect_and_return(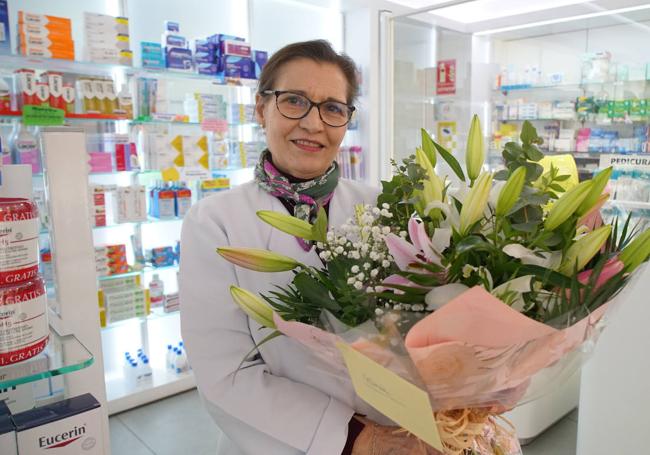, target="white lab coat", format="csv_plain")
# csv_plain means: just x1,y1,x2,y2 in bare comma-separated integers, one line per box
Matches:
179,179,389,455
